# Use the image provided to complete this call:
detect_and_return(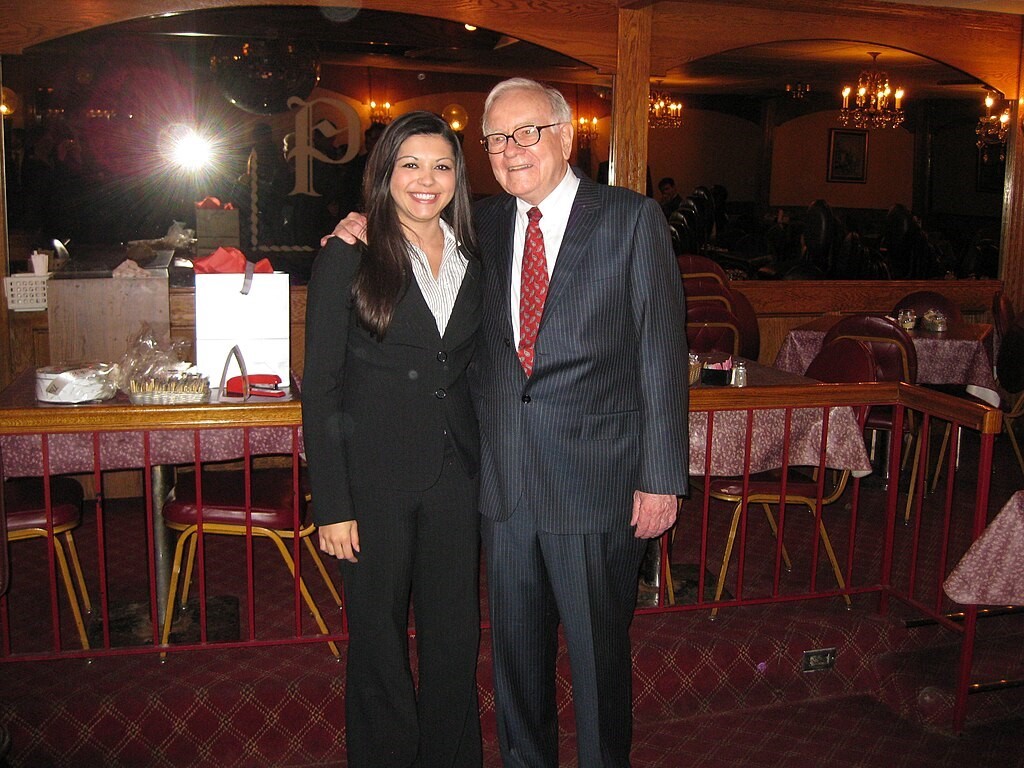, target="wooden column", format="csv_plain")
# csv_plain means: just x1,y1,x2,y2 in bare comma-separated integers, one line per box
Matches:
609,6,651,193
999,42,1024,310
0,56,12,390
